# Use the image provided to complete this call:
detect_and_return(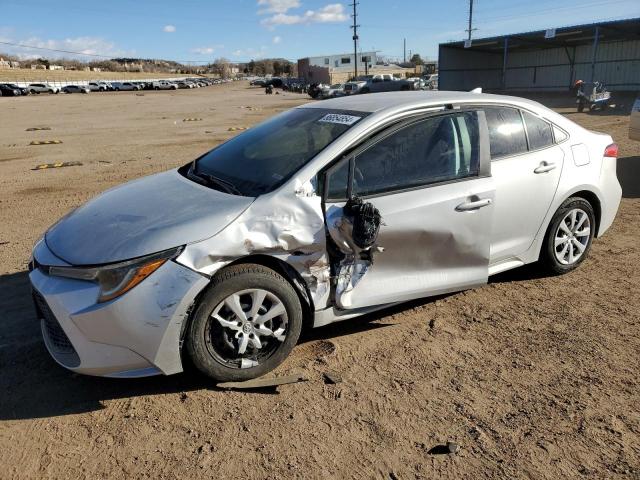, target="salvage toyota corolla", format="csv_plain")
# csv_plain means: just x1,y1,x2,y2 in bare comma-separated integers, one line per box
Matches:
29,91,622,381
